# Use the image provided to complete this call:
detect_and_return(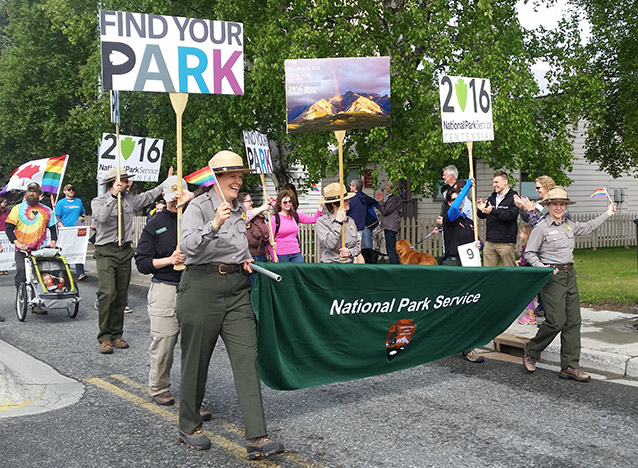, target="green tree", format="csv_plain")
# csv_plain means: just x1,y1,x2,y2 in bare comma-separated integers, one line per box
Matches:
0,0,589,201
573,0,638,177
